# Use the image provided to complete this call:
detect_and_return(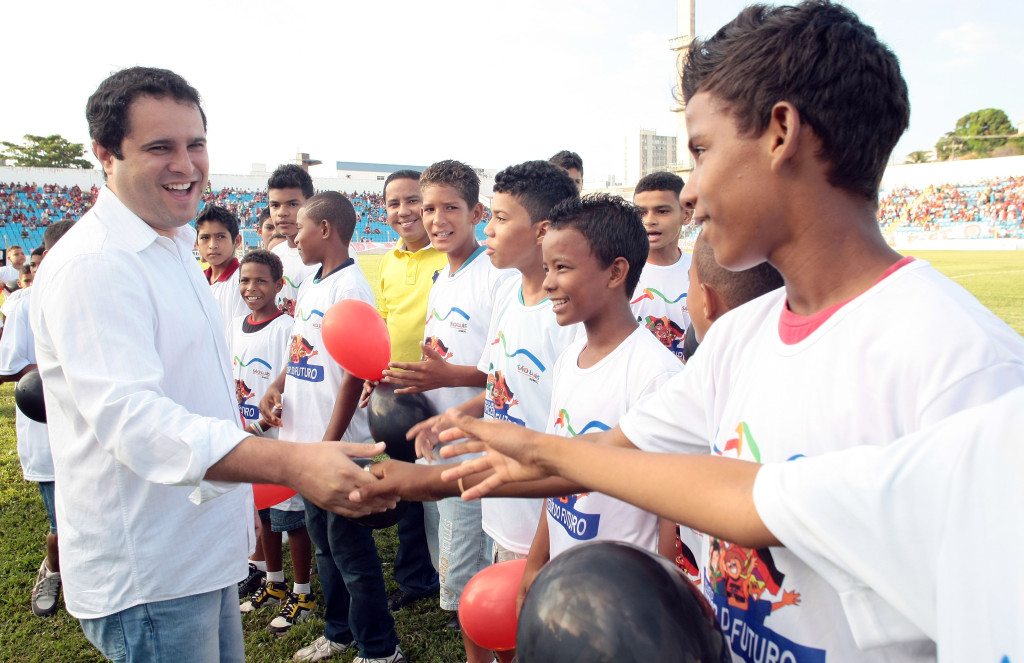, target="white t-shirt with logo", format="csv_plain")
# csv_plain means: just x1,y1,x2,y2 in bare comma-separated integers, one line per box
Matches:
228,312,293,436
620,259,1024,663
630,252,692,361
545,326,682,559
422,248,512,462
753,386,1024,662
477,275,580,554
271,243,319,318
279,262,373,445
